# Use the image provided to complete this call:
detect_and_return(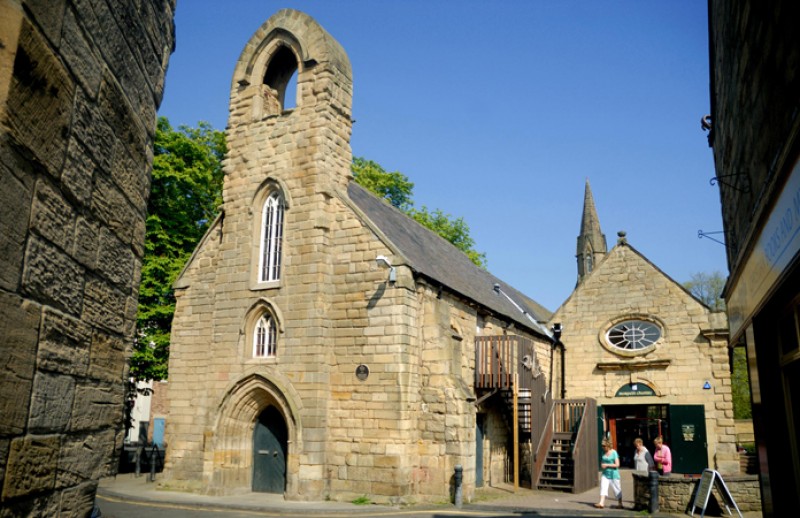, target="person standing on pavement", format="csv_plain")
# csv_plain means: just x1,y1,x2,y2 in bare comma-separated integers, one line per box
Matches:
653,436,672,476
595,438,623,509
633,437,655,472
